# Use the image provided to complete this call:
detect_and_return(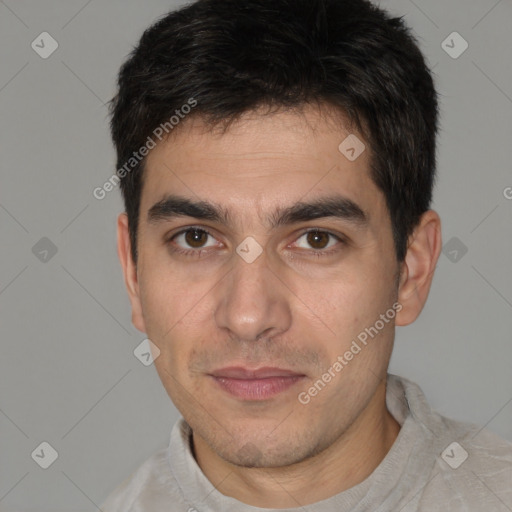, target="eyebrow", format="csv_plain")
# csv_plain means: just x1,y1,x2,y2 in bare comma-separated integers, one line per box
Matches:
147,194,369,230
